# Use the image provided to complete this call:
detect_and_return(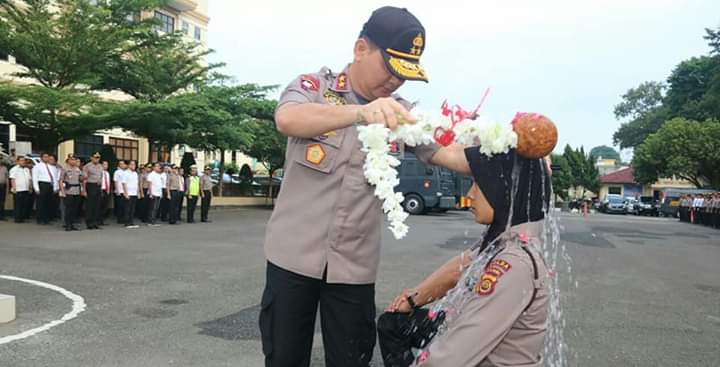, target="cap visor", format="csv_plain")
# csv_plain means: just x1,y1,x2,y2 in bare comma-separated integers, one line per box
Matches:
382,51,428,82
